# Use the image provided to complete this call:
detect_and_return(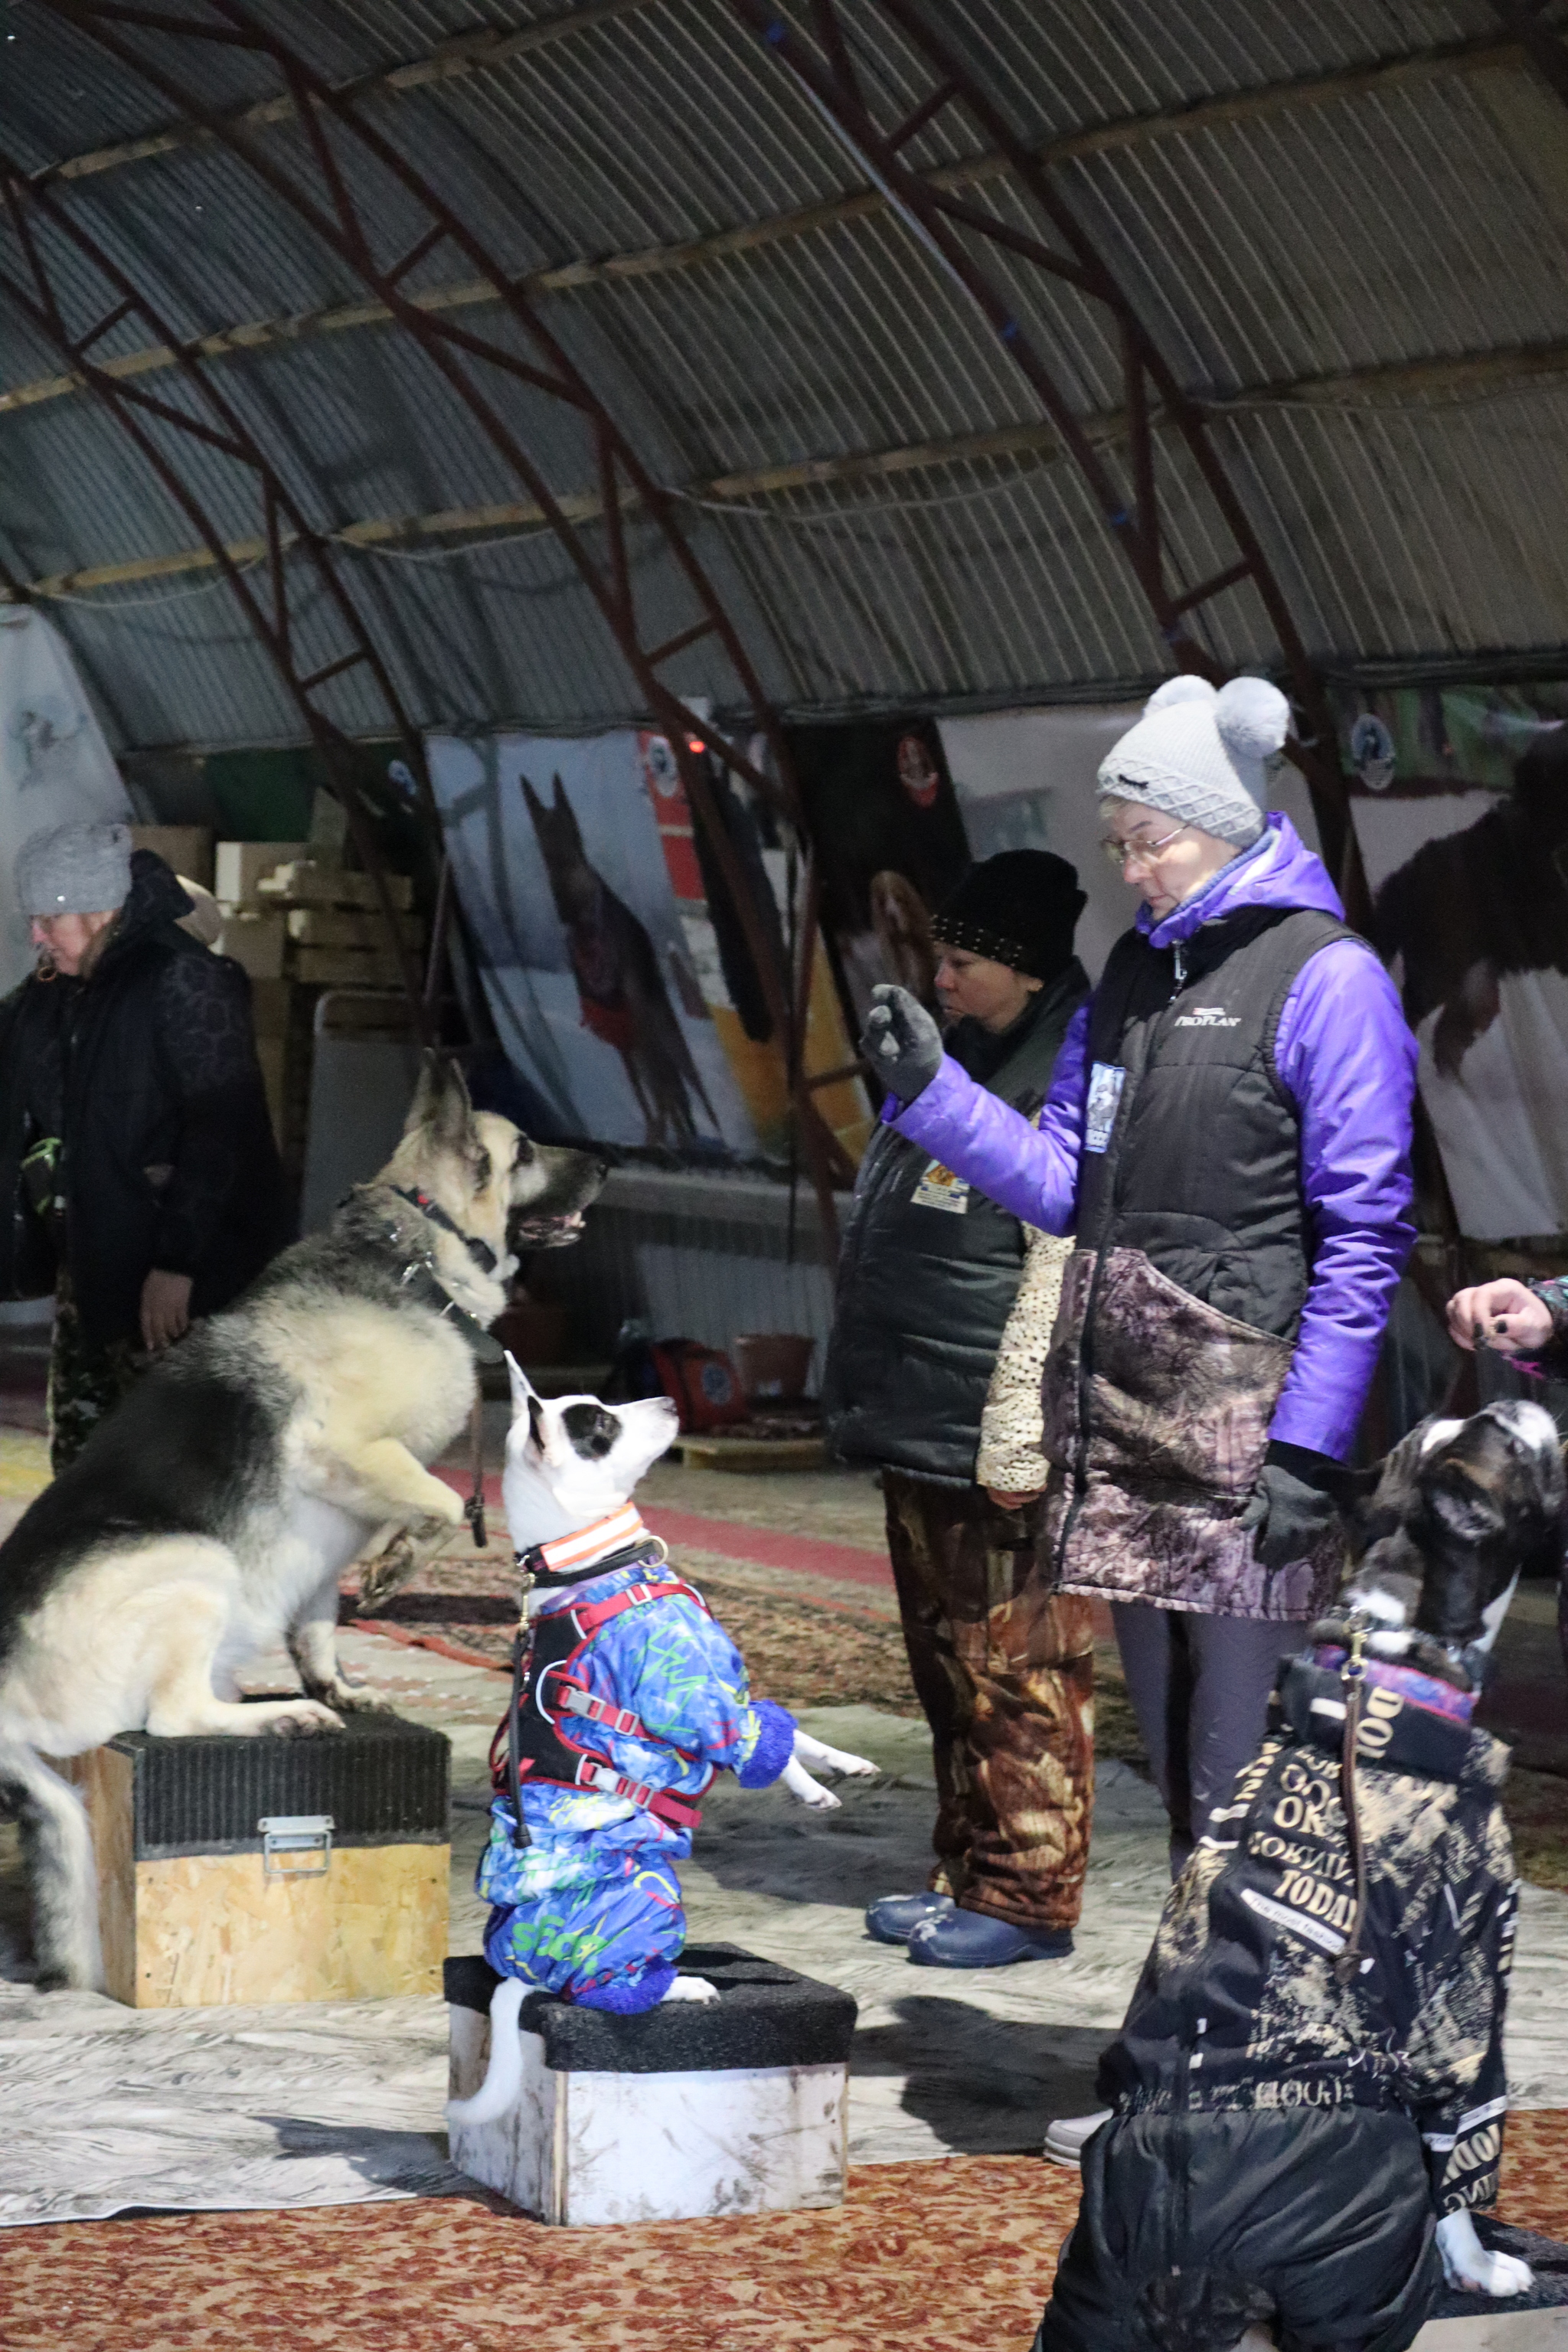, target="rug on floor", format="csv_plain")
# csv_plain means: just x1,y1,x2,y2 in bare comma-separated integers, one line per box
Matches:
5,2126,1567,2352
